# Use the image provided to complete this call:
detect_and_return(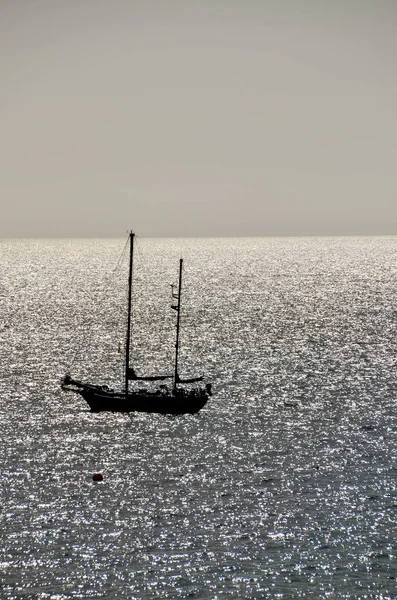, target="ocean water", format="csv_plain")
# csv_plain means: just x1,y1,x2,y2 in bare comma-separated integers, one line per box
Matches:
0,236,396,599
